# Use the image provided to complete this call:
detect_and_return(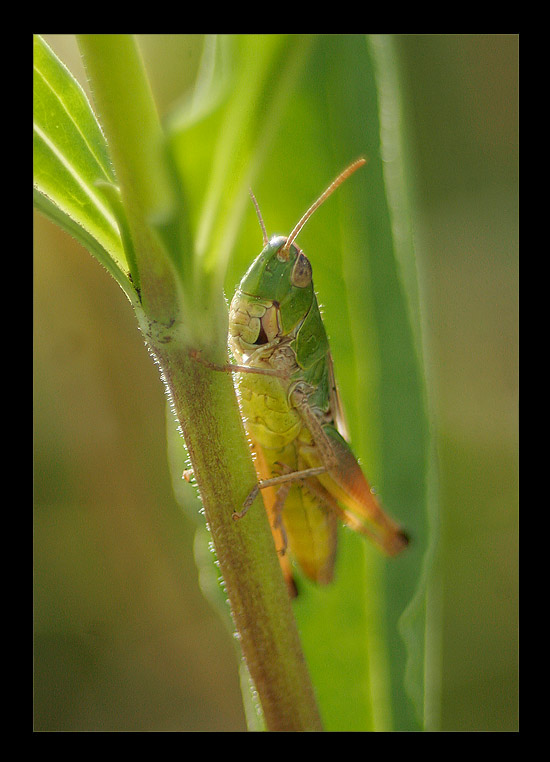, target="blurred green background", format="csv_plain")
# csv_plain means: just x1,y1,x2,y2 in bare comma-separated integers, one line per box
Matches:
34,34,518,731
